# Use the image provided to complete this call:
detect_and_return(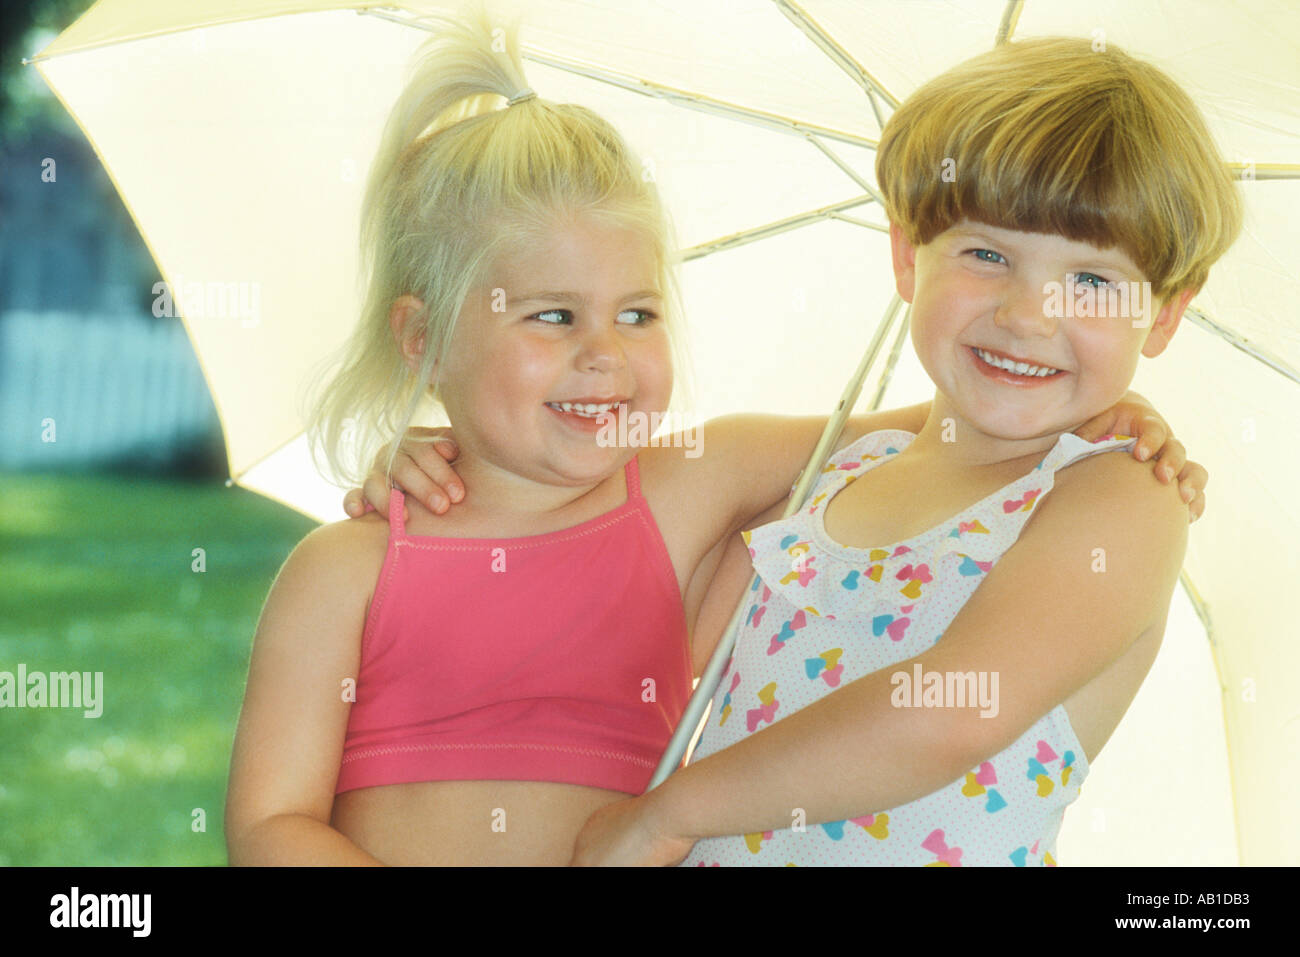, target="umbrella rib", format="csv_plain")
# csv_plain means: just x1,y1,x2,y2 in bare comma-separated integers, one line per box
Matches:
771,0,901,123
1184,306,1300,386
649,293,909,790
1227,163,1300,180
680,195,879,262
868,307,912,412
1178,570,1216,647
1180,564,1247,867
827,212,889,233
522,48,877,150
358,8,874,150
804,134,885,204
996,0,1026,46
